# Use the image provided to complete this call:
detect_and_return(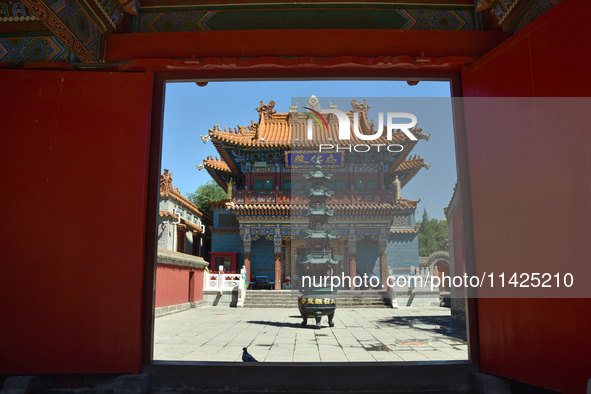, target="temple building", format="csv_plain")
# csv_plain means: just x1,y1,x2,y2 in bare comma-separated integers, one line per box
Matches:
154,169,211,317
199,97,431,289
158,169,211,258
